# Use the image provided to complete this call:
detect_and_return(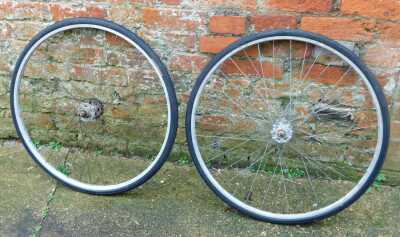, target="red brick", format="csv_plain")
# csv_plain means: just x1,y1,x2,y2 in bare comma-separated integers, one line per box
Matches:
263,40,313,58
71,66,98,82
199,36,238,54
301,17,376,41
300,64,357,86
209,16,246,35
236,40,313,59
251,15,297,32
50,4,107,21
105,32,130,47
142,8,197,31
342,0,400,21
221,59,283,79
236,45,260,57
267,0,334,13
